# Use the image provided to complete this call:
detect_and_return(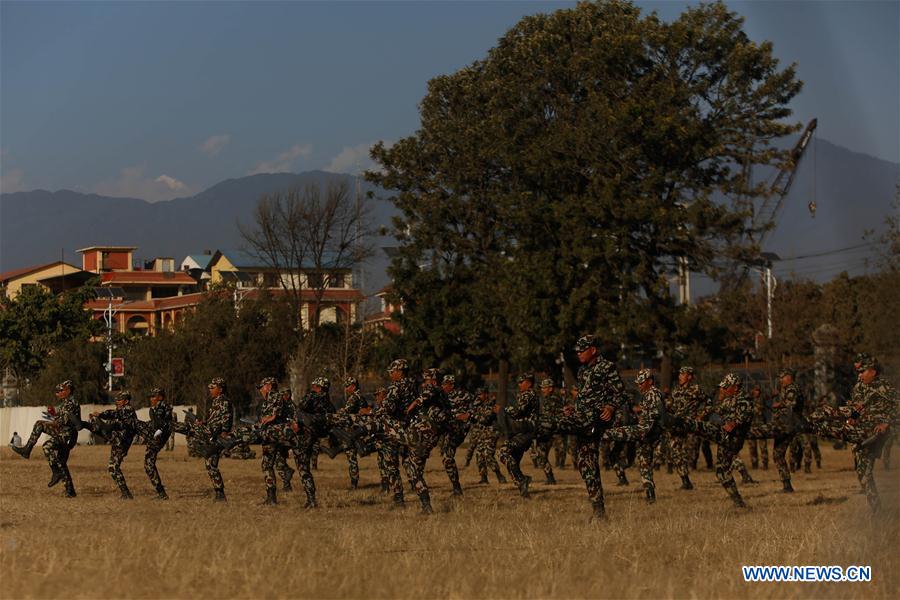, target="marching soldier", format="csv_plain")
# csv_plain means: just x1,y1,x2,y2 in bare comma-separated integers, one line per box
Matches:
89,390,140,499
499,373,540,497
440,375,474,496
141,387,174,499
